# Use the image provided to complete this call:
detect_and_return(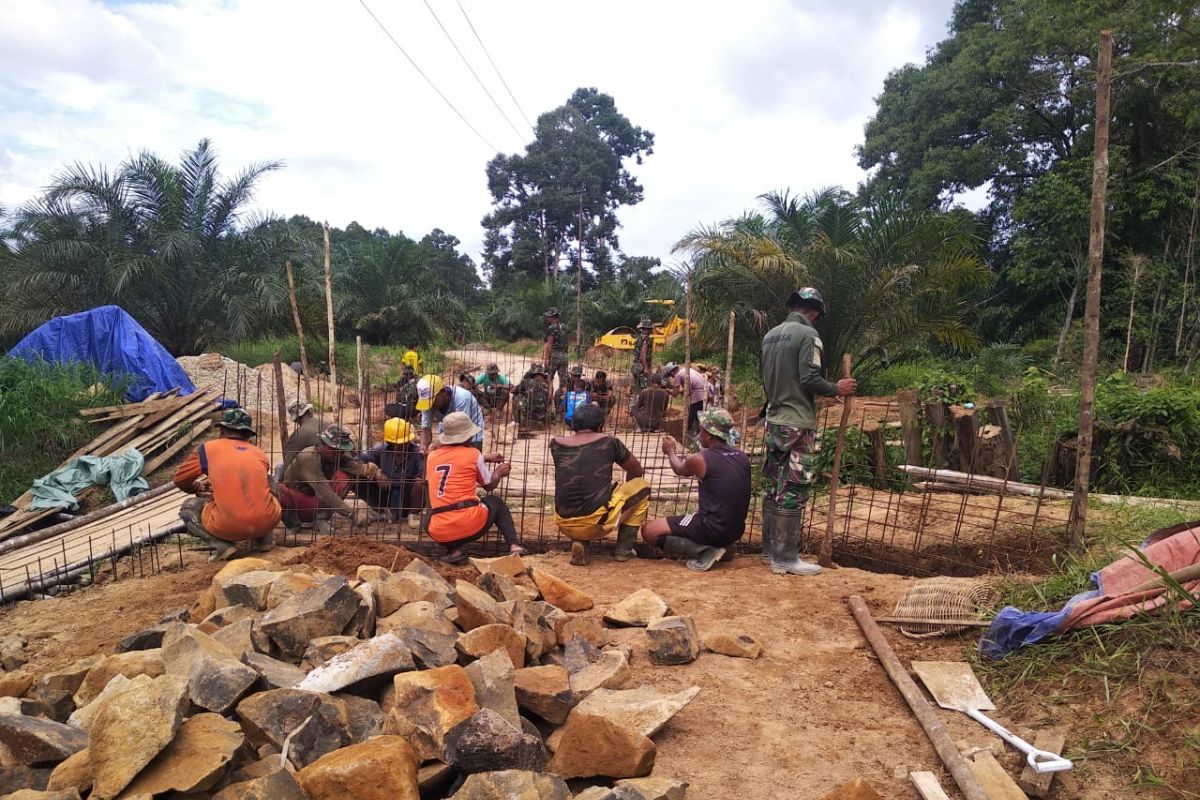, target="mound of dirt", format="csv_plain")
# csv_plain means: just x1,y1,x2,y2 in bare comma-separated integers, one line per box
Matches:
284,536,476,583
